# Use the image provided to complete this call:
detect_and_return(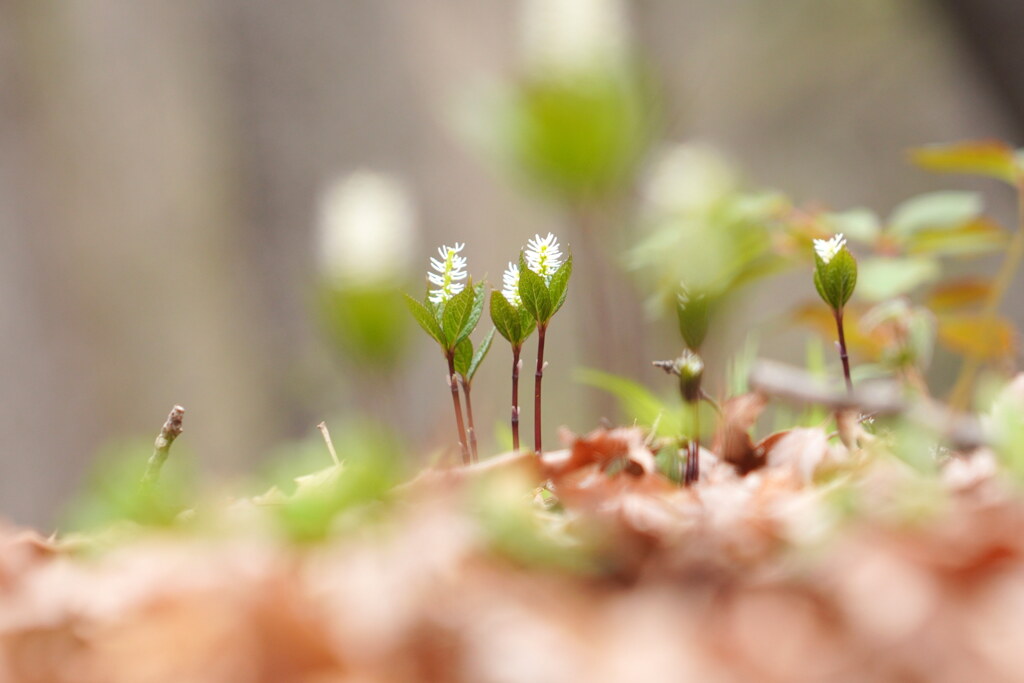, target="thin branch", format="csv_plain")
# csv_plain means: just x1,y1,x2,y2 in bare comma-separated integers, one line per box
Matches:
141,405,185,487
748,360,985,450
317,421,340,466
